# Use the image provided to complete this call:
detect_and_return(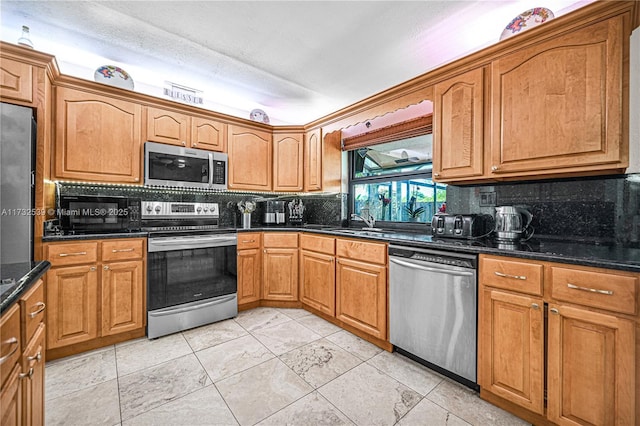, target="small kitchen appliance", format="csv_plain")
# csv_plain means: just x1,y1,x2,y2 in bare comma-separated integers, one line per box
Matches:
262,200,286,225
494,206,534,242
58,195,141,234
431,213,493,239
